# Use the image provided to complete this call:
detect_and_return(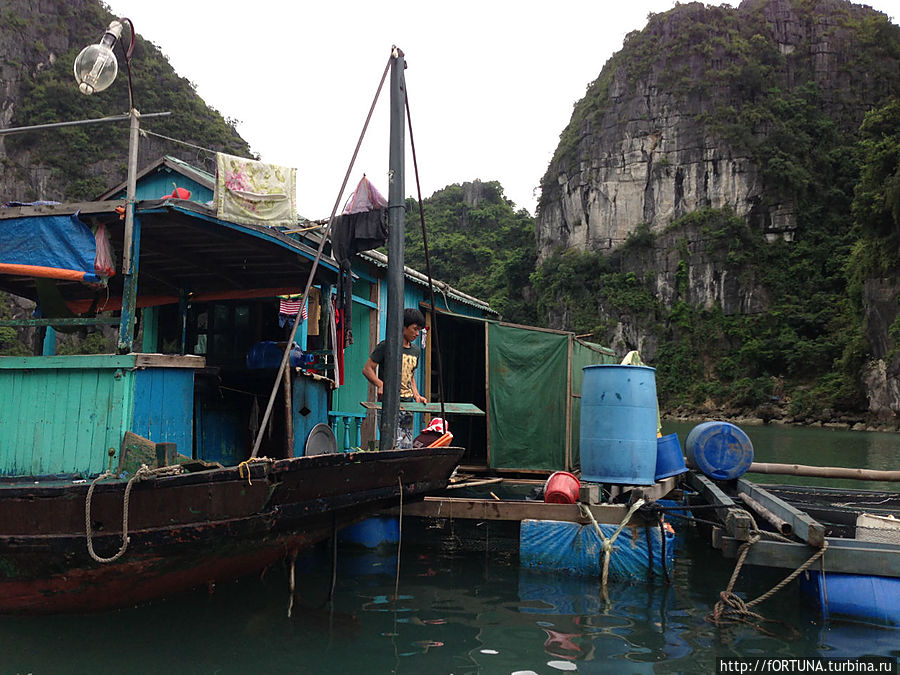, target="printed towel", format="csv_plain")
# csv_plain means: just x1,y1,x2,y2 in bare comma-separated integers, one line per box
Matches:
215,152,297,226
